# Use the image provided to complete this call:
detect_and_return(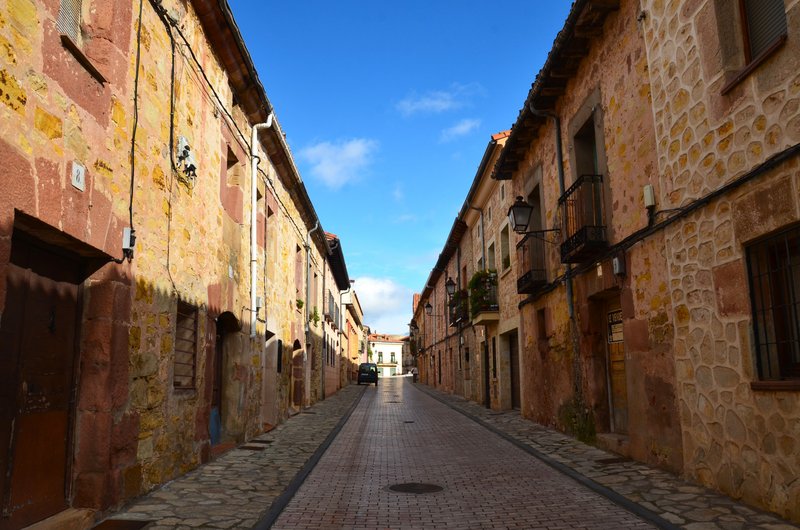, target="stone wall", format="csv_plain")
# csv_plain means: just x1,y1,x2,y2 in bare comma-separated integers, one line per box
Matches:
642,0,800,519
